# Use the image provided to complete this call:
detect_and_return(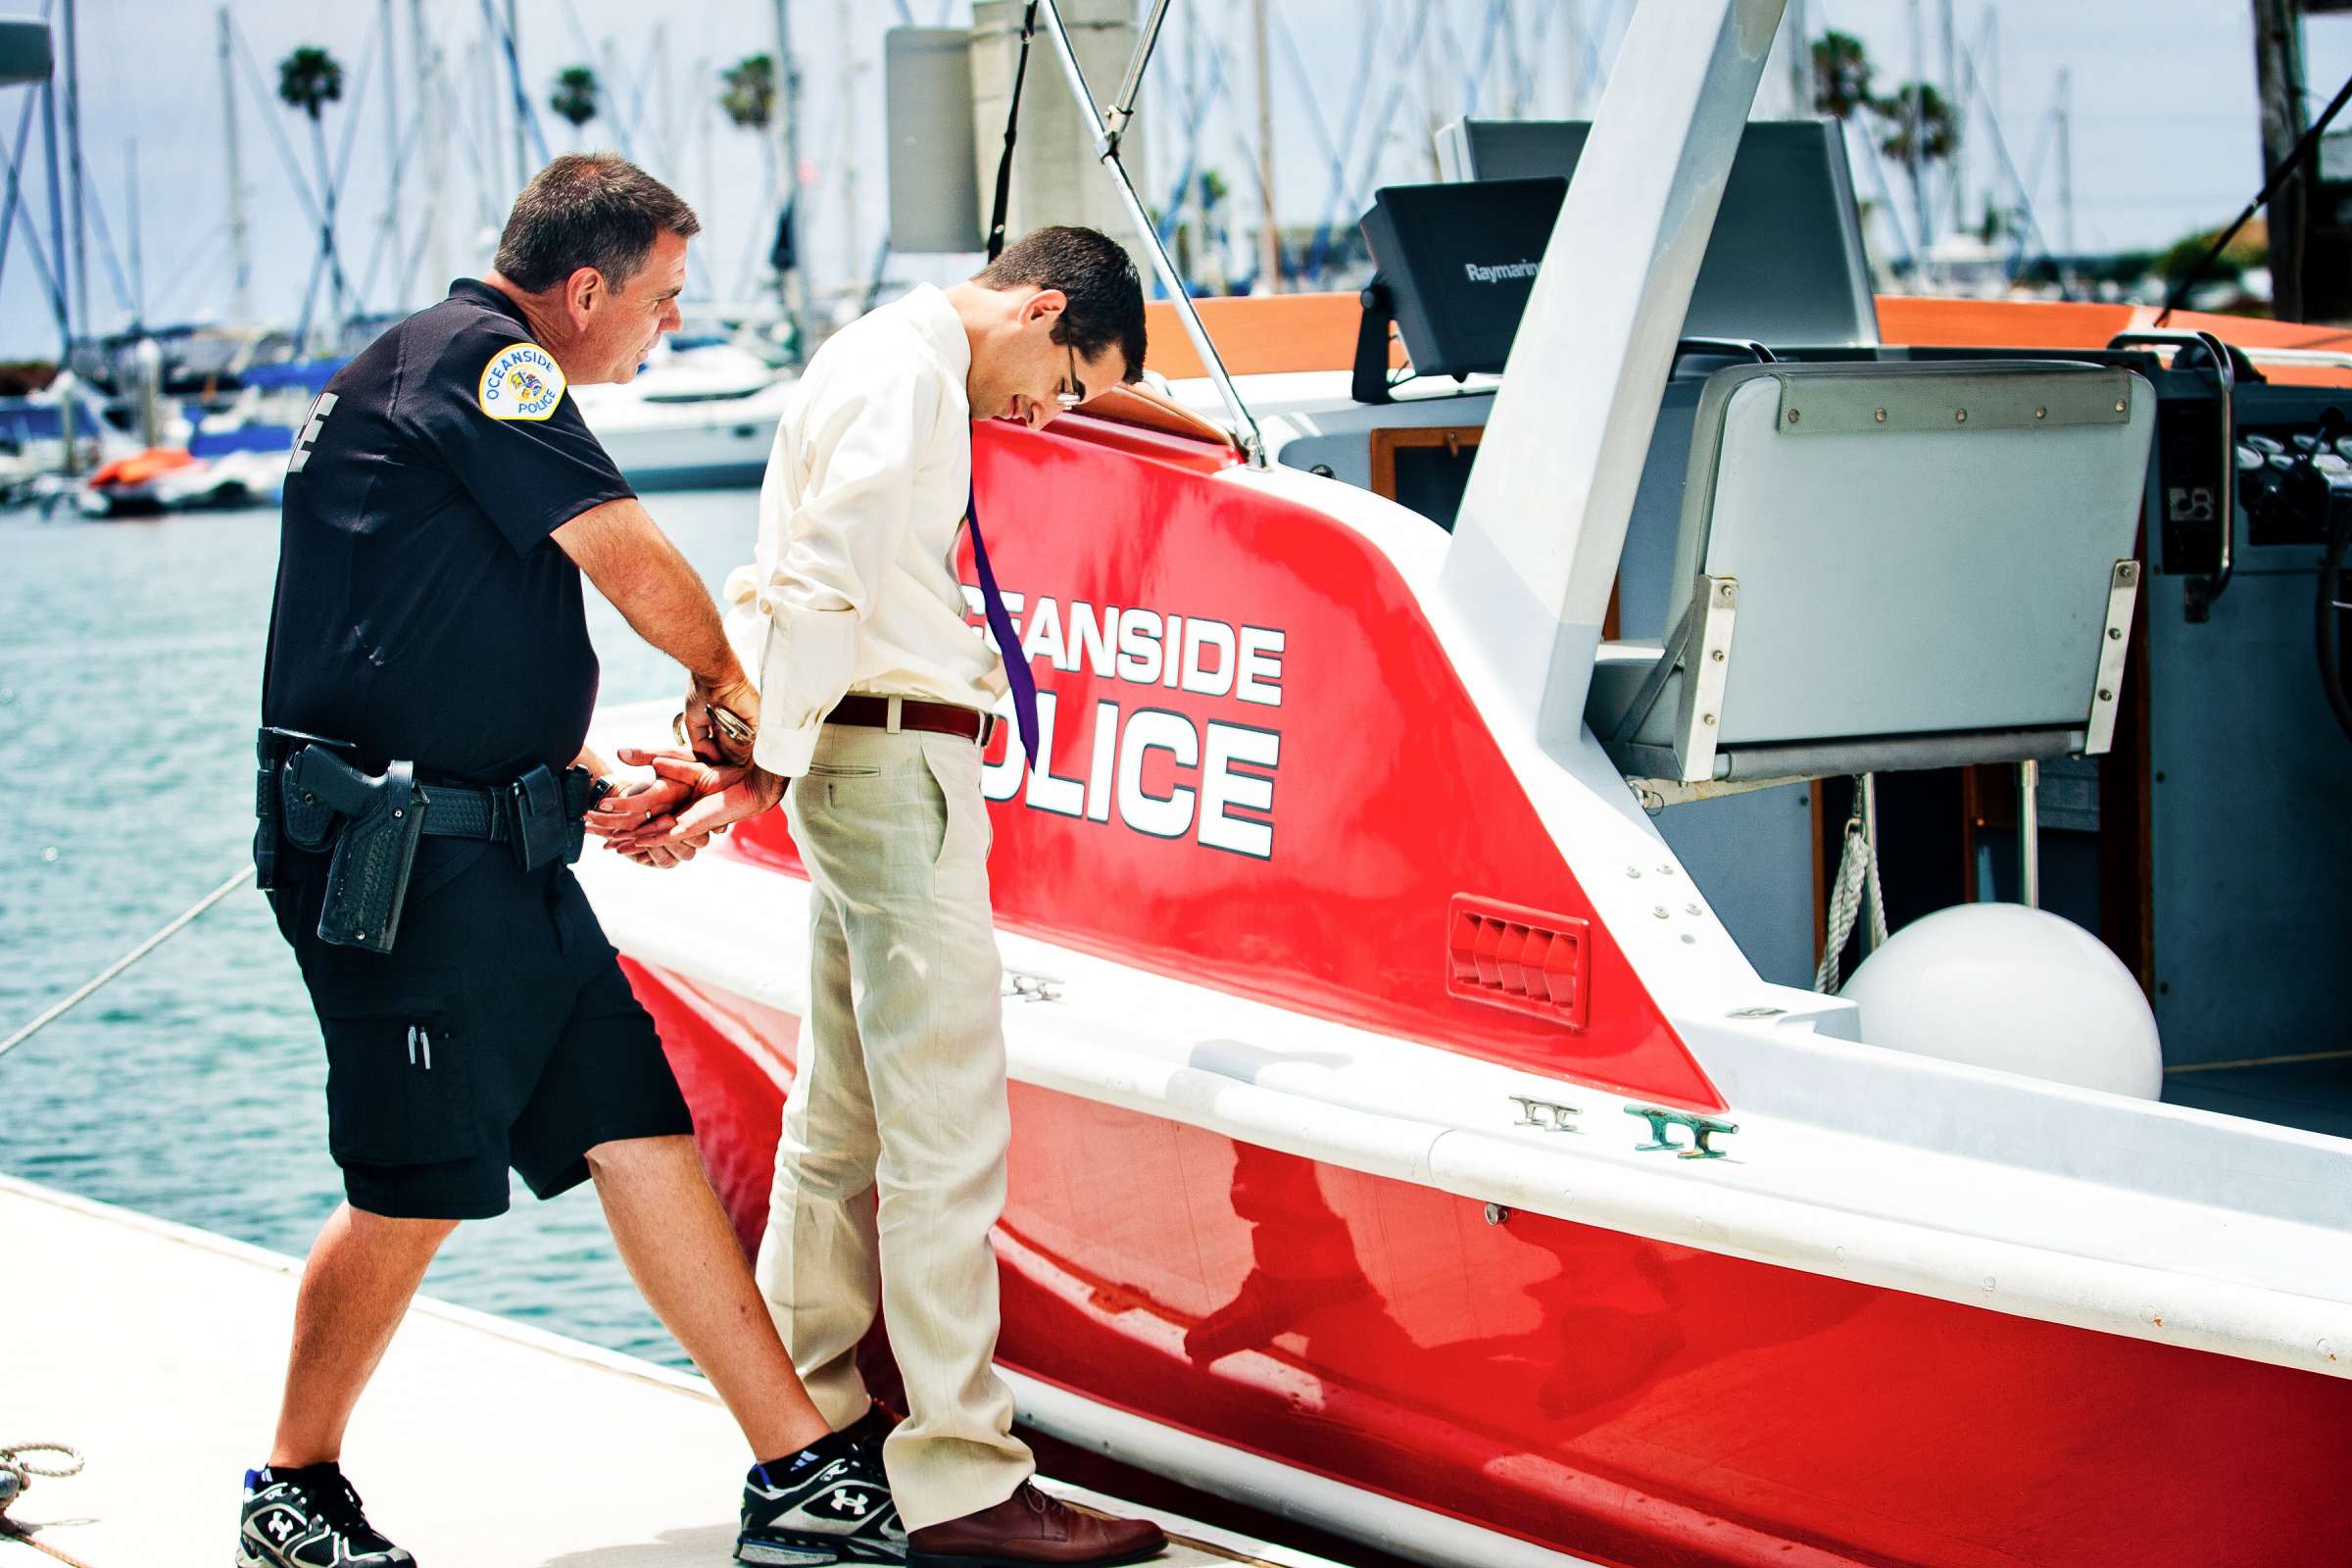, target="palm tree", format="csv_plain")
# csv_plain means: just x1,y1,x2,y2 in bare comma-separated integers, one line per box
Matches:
277,45,350,336
1875,82,1959,169
1874,80,1959,253
1808,30,1874,122
1198,168,1232,292
719,54,777,139
550,65,601,142
719,55,783,295
720,54,778,192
